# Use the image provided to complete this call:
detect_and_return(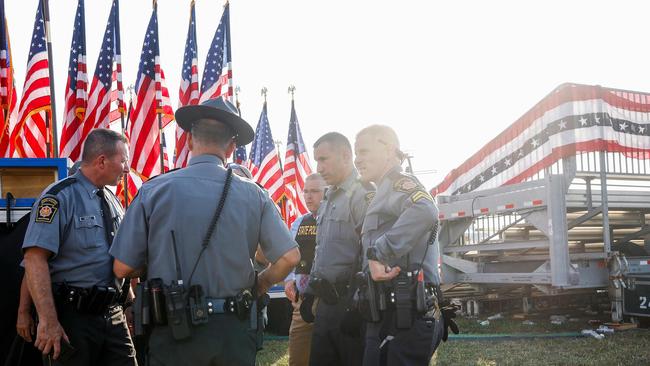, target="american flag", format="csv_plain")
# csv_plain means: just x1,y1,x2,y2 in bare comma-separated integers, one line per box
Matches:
12,2,52,158
282,99,312,227
129,6,174,180
116,170,142,208
250,102,284,203
59,0,87,162
432,83,650,197
115,98,139,207
84,0,123,139
175,0,199,169
234,144,247,165
199,2,232,103
0,0,18,158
